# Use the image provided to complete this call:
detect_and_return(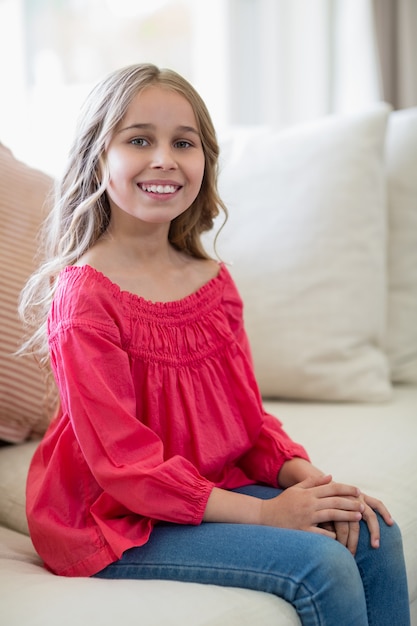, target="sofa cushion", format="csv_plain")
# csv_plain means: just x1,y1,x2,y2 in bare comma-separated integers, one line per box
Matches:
1,386,416,625
0,144,53,442
385,107,417,383
0,525,298,626
215,105,392,402
0,441,37,535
